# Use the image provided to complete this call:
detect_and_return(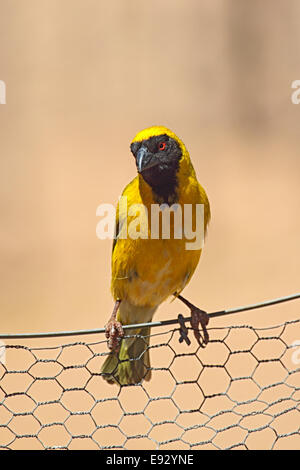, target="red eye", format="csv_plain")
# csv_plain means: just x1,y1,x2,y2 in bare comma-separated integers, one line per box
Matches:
159,142,166,151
